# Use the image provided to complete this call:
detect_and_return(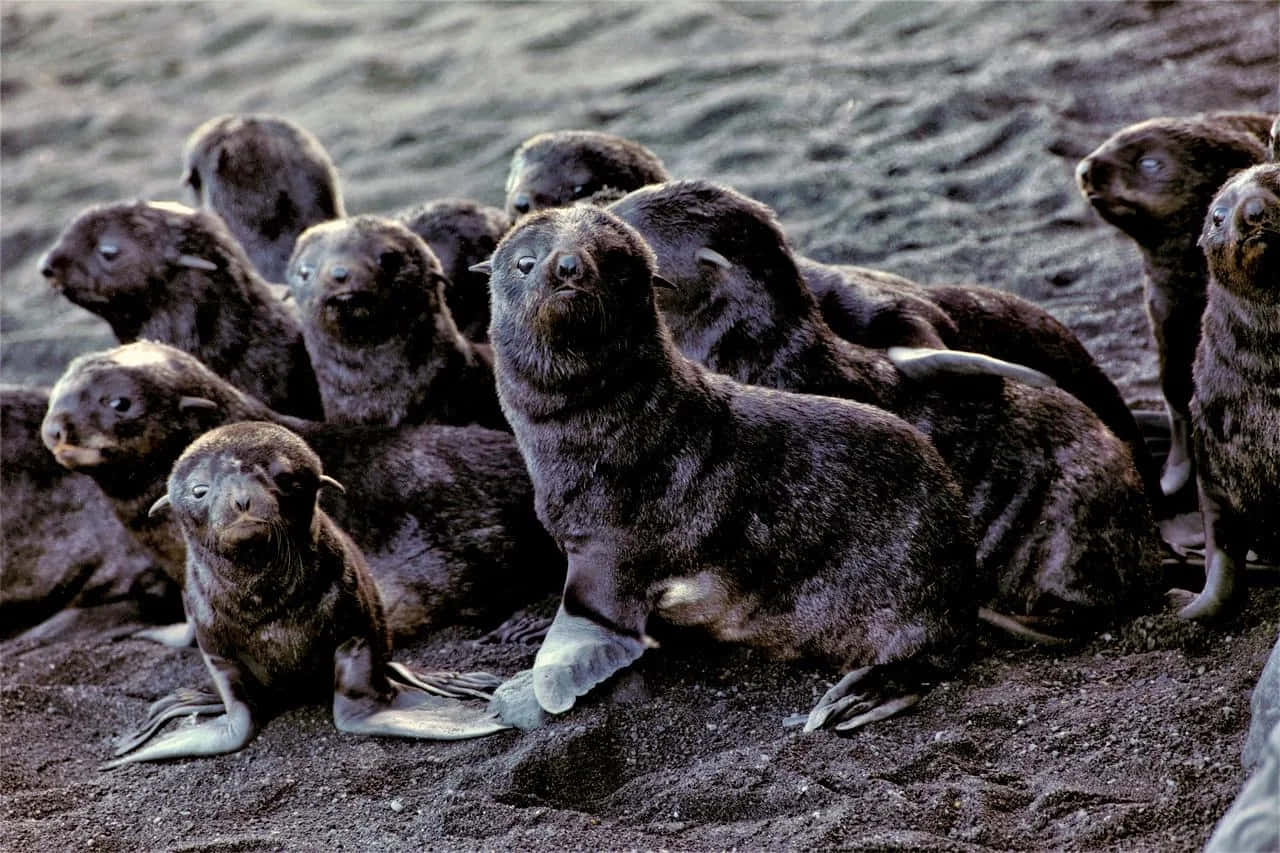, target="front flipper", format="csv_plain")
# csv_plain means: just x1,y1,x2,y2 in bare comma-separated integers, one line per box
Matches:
887,346,1056,388
332,639,509,740
531,604,649,715
113,685,223,755
782,664,921,734
132,619,196,648
102,653,257,769
1172,480,1247,621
